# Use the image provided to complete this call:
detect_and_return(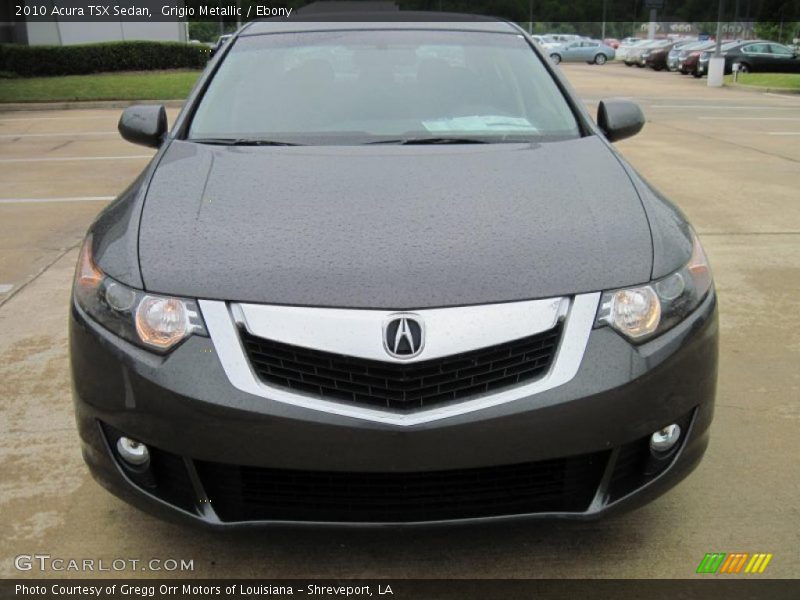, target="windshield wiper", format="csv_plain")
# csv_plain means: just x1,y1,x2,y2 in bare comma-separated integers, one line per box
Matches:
366,137,492,145
191,138,303,146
